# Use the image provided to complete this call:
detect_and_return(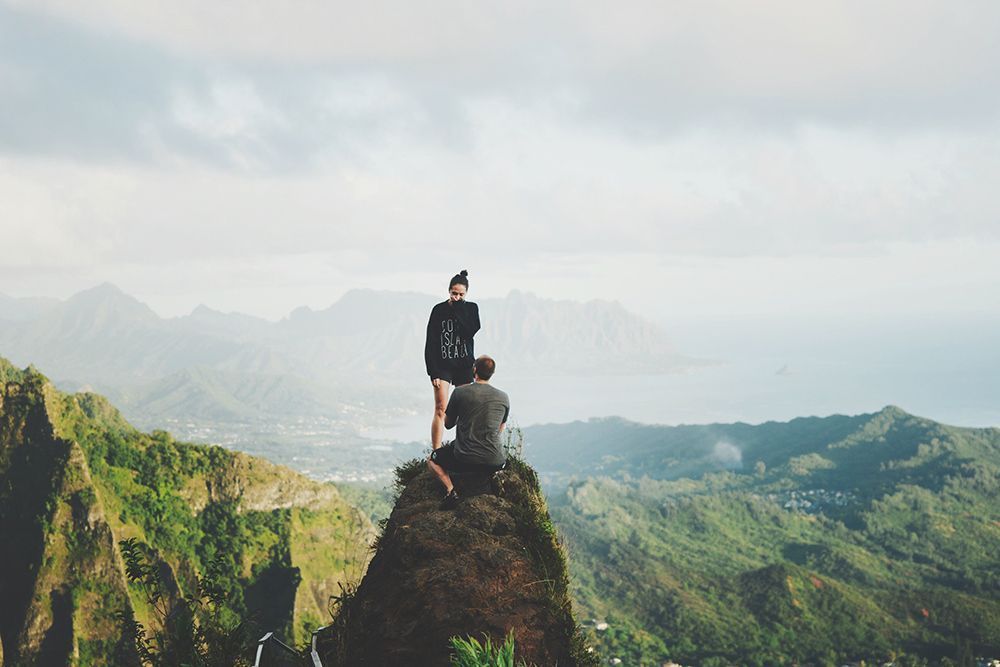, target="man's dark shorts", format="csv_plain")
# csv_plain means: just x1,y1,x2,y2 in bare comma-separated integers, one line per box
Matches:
431,366,474,387
430,442,505,474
